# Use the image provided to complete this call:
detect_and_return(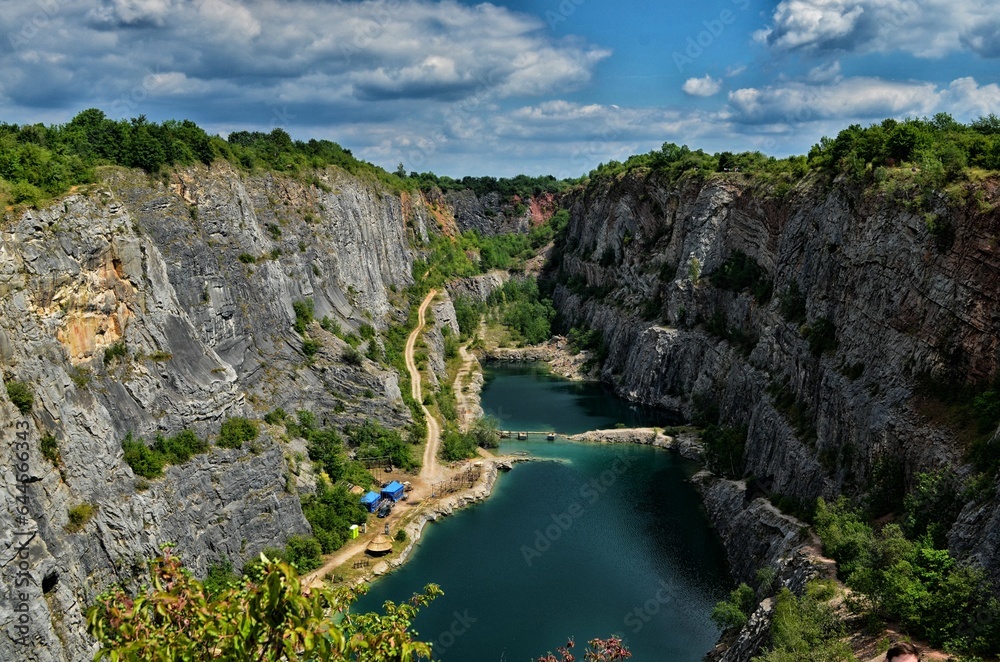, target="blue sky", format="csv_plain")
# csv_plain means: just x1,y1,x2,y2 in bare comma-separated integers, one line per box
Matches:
1,0,998,177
